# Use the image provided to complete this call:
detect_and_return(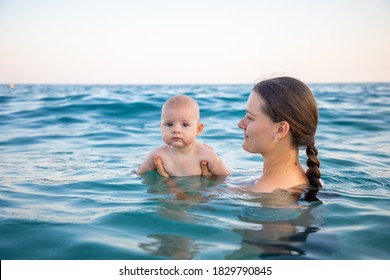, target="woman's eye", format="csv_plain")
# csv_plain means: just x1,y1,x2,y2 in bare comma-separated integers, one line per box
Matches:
246,115,253,121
